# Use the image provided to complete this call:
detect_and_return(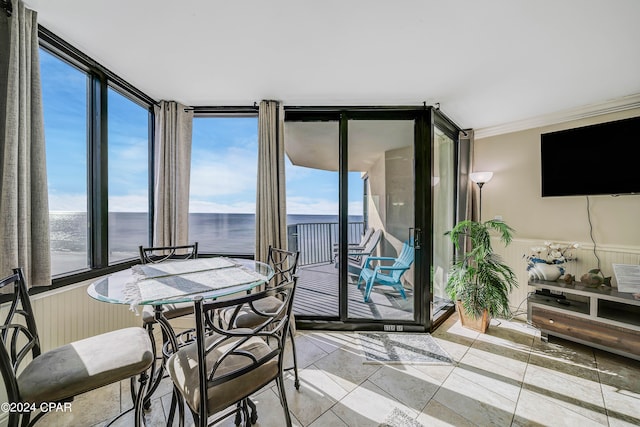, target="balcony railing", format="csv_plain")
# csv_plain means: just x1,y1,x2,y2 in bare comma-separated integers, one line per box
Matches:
288,222,365,266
